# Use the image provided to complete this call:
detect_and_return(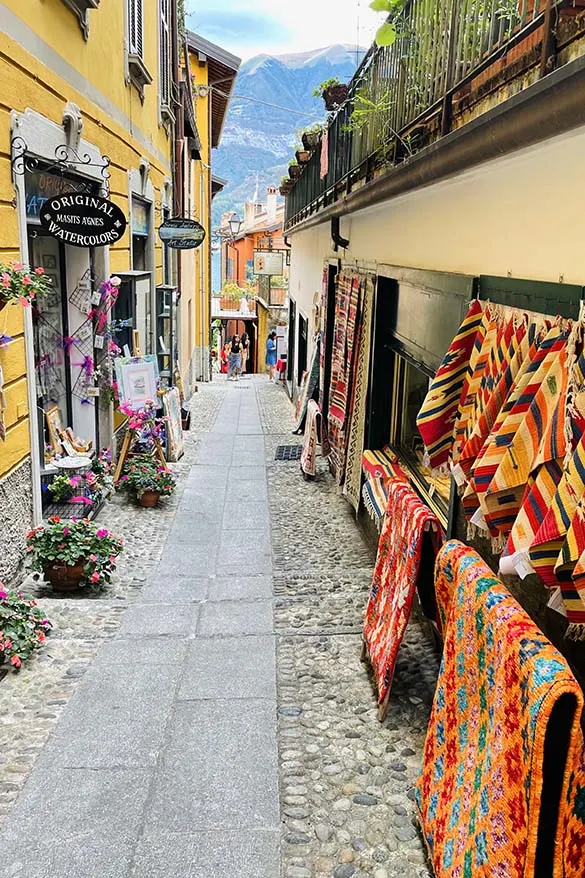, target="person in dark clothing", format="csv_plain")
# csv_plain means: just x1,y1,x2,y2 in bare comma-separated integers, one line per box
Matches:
228,334,242,380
